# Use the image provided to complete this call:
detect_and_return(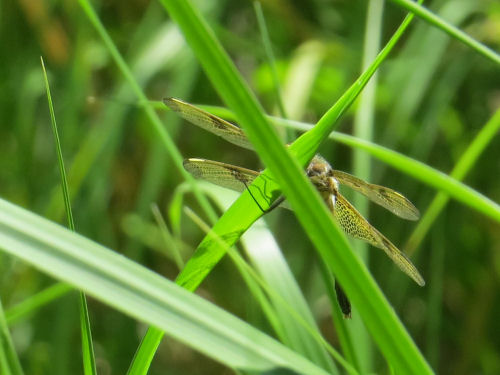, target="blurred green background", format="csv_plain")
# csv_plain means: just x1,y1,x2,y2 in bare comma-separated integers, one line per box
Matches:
0,0,499,374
